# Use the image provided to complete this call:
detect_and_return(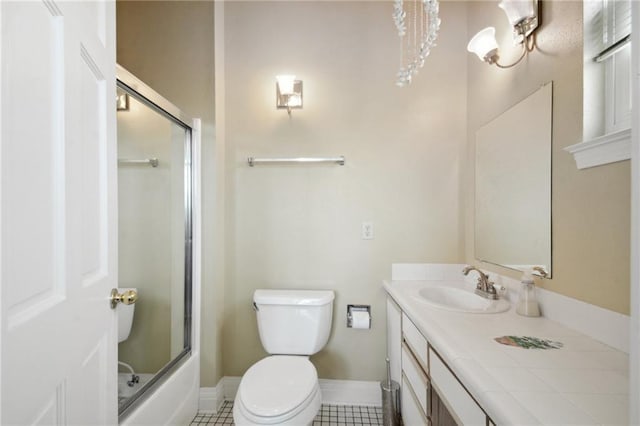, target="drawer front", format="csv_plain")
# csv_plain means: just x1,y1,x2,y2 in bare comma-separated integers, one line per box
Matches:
401,344,430,414
402,374,429,426
402,313,428,369
429,348,486,426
